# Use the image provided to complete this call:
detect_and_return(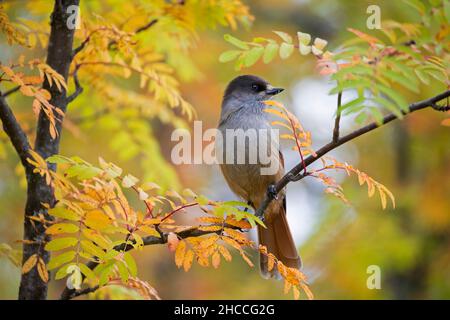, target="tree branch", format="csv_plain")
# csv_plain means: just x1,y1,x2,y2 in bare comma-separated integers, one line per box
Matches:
332,91,342,143
255,89,450,218
60,224,240,300
0,86,20,97
0,94,32,168
72,19,159,59
19,0,79,300
66,65,83,103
